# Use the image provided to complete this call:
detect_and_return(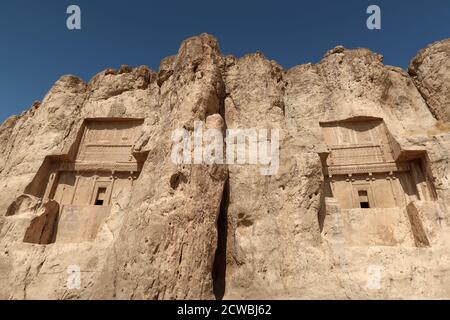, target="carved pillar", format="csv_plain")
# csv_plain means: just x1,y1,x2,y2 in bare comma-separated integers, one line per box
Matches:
89,174,99,205
394,174,407,206
108,173,116,206
129,171,136,187
367,172,377,208
43,171,59,201
59,186,65,204
70,173,80,205
347,173,356,208
329,174,336,197
387,172,399,206
410,162,426,201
